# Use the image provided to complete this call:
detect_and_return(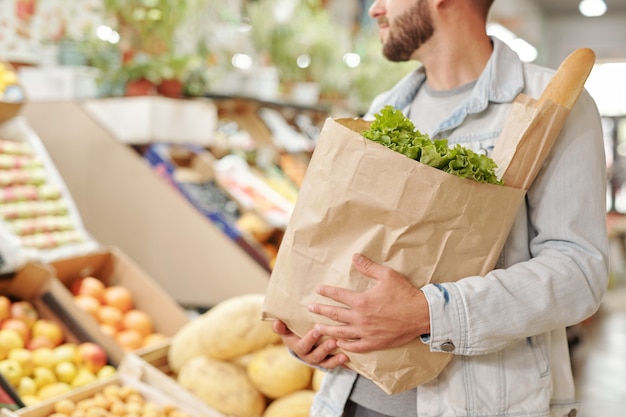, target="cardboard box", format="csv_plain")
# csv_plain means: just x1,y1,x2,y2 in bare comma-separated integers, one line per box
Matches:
0,262,116,351
135,340,172,377
21,101,270,308
48,247,191,362
0,355,224,417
